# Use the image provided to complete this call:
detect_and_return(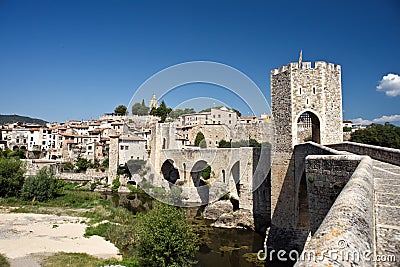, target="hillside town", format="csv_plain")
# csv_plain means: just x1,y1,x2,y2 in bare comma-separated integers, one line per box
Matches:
0,97,270,168
0,94,363,173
